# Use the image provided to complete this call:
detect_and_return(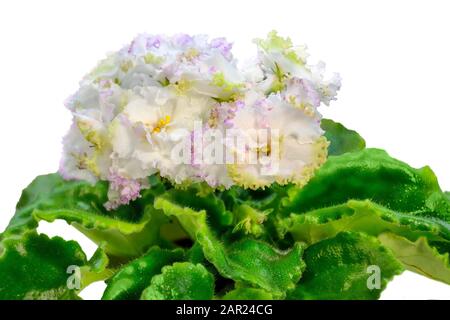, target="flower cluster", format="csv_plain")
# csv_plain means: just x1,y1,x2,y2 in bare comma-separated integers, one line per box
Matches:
60,31,341,209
